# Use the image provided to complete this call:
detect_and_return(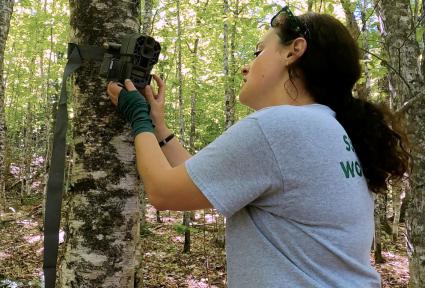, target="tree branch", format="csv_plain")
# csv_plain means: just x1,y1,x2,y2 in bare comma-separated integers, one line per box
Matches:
357,0,381,41
396,92,425,114
359,47,414,100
